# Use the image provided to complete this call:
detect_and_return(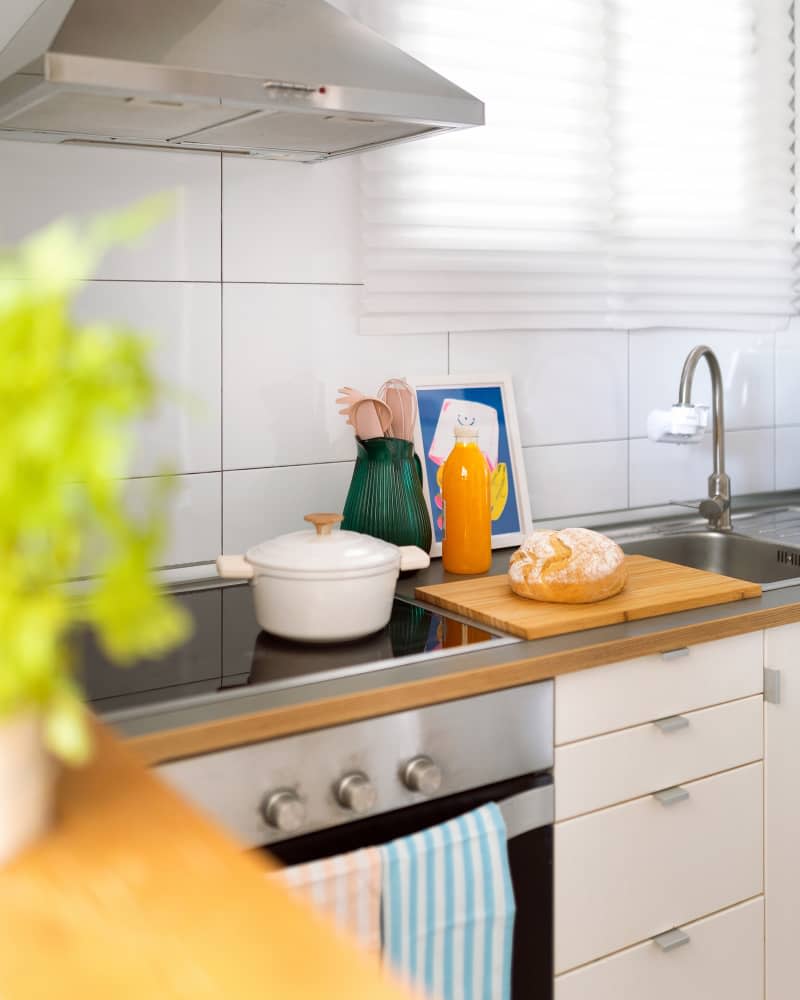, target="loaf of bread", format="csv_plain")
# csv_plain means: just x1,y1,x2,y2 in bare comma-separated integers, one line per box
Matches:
509,528,627,604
